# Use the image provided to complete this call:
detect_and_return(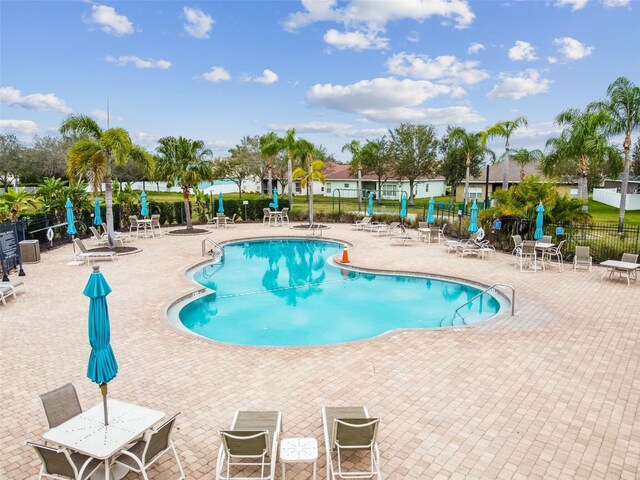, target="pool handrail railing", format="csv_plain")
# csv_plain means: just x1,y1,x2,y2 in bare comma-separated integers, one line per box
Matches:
452,283,515,326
